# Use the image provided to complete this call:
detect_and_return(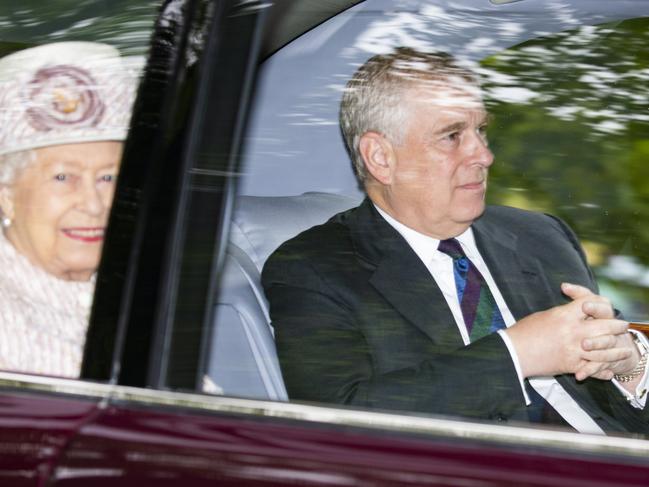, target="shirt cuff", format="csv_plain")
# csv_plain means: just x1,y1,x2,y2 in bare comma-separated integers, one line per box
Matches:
497,329,531,405
611,329,649,409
